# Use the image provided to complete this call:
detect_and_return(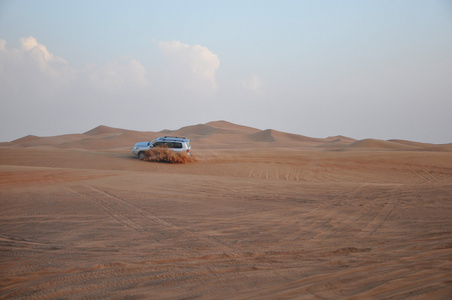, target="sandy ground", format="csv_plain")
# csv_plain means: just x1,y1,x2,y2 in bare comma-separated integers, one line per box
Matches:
1,129,452,298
